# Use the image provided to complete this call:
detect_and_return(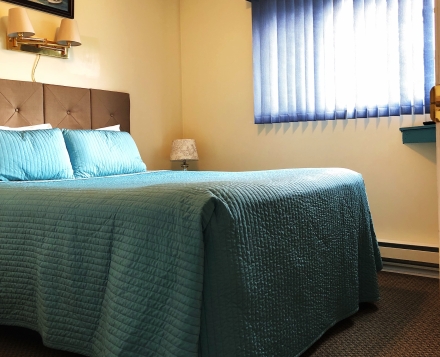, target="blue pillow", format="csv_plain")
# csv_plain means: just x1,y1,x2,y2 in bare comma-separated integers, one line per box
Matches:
62,129,147,178
0,128,74,181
